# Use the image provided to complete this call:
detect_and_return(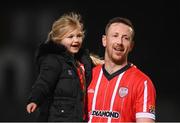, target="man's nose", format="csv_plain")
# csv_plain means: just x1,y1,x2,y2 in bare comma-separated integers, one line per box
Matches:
116,37,123,44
